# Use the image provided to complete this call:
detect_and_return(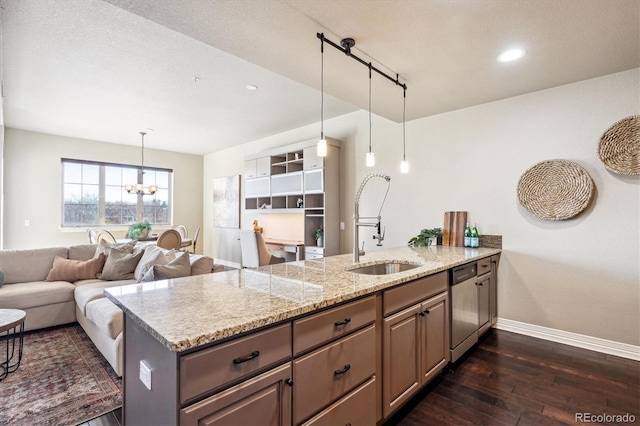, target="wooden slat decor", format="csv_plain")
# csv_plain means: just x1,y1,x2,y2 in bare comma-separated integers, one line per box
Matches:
443,211,467,246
